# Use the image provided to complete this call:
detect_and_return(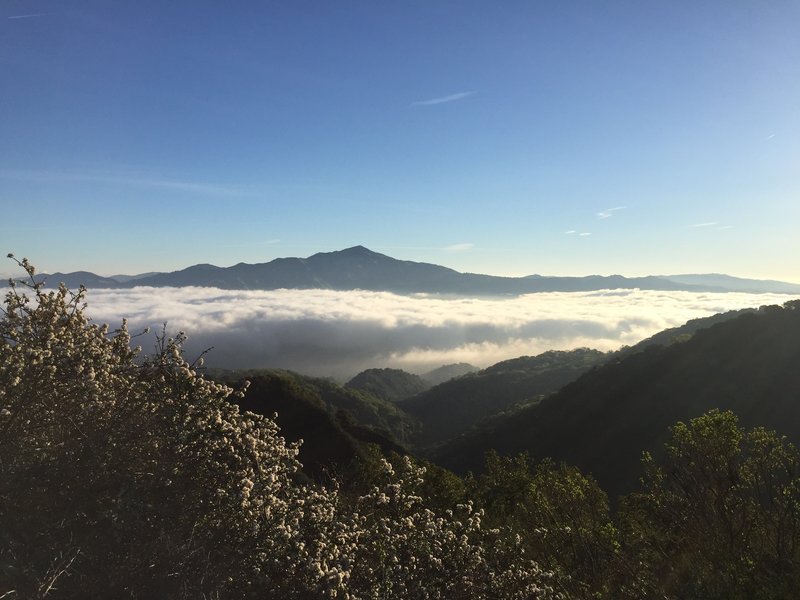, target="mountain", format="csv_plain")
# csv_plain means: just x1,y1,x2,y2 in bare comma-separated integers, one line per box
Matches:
663,273,800,294
109,272,159,283
230,372,406,480
421,363,479,386
619,307,755,355
35,246,800,295
32,271,122,289
398,348,609,448
213,368,419,446
435,300,800,500
345,368,430,403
